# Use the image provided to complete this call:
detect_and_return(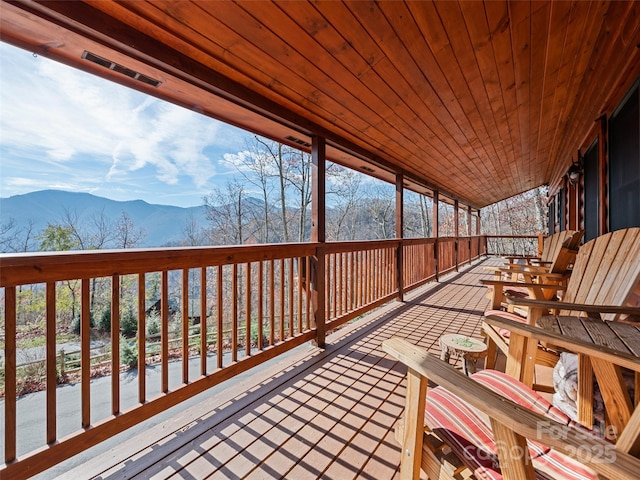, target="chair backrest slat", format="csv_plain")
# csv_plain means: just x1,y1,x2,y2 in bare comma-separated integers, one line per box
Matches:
548,230,583,274
562,228,640,320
